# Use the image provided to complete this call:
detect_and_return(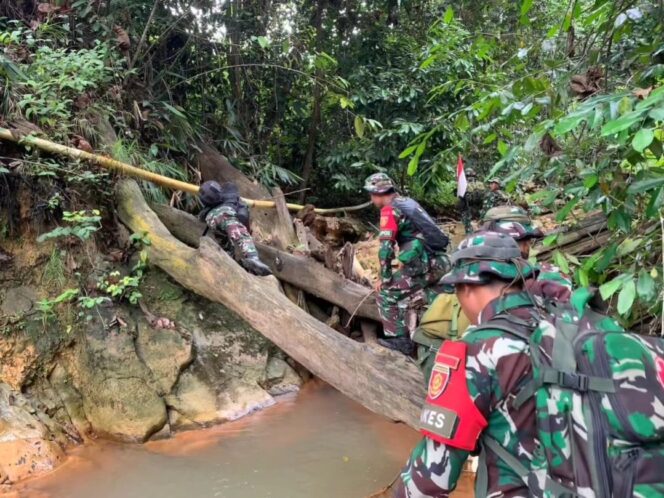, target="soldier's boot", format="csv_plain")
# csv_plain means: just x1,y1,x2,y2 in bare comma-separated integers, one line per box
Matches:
241,256,272,276
377,336,416,356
